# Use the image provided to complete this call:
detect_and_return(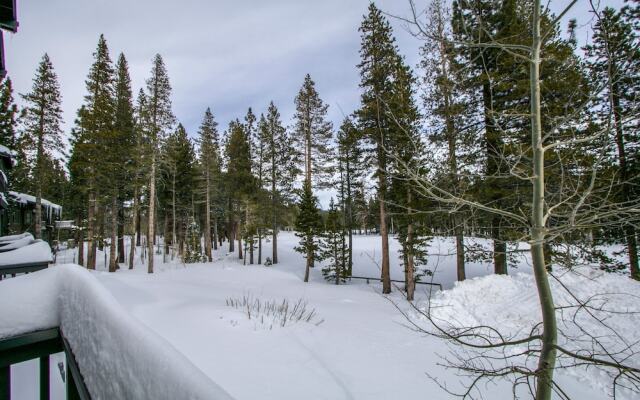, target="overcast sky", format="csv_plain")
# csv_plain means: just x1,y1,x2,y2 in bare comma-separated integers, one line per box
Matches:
4,0,622,205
